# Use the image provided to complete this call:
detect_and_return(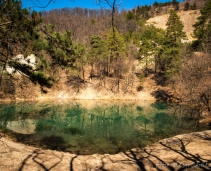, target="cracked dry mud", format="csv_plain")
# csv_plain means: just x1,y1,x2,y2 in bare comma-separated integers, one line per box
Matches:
0,130,211,171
